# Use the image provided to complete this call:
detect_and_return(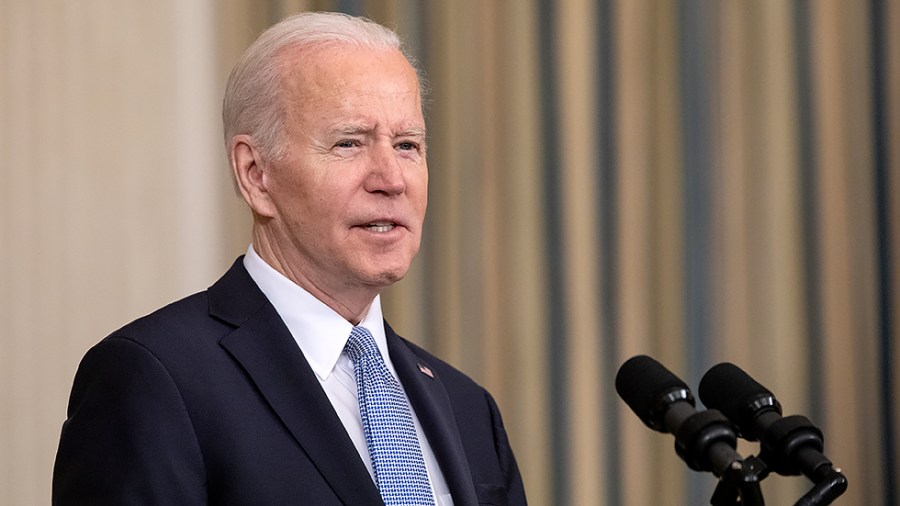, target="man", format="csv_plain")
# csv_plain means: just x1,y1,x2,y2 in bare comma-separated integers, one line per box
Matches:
53,11,526,506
